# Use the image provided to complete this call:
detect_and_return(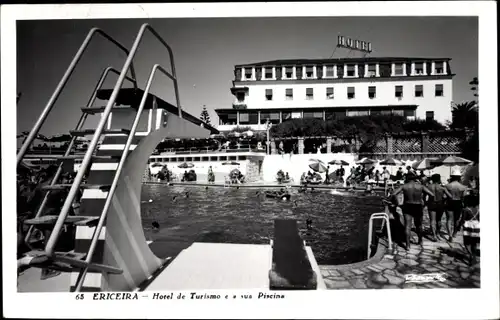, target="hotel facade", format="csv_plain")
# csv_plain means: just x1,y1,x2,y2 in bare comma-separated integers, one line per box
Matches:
216,57,454,131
